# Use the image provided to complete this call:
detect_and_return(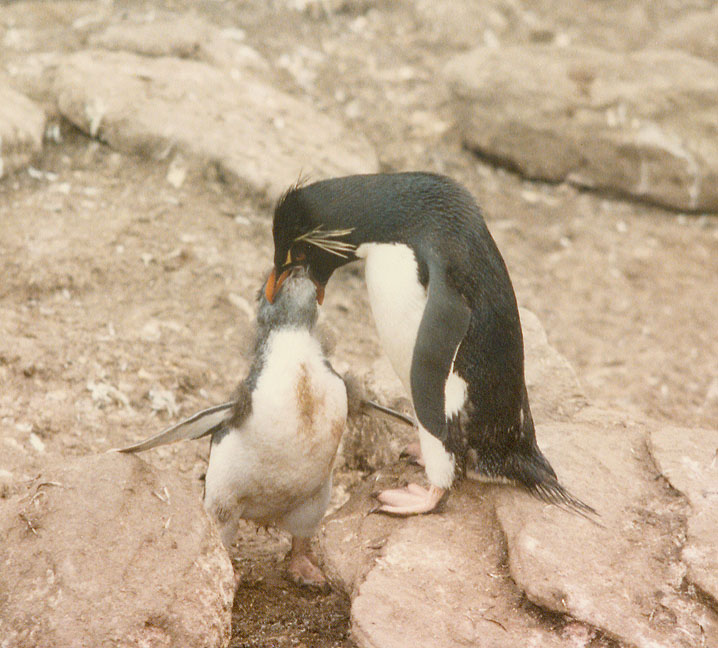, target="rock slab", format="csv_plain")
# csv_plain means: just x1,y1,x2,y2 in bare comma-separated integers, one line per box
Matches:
521,308,586,422
323,469,586,648
52,49,378,200
653,7,718,65
0,453,234,648
445,46,718,212
89,13,269,74
0,82,46,178
649,425,718,604
320,309,718,648
320,310,601,647
495,411,718,648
